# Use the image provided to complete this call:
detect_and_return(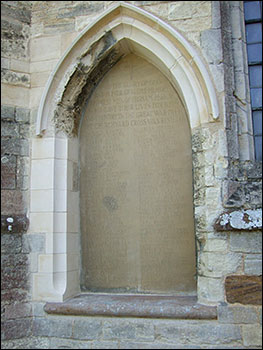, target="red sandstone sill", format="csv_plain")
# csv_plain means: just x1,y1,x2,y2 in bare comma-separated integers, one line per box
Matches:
44,294,217,320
